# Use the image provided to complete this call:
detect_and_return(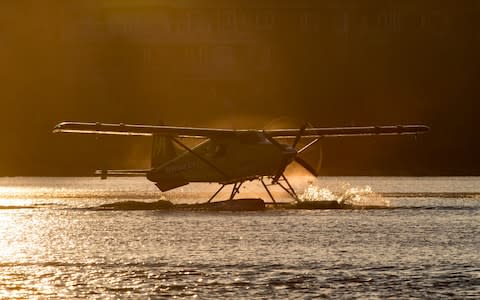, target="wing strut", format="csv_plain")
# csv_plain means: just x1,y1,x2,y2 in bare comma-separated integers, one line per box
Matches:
171,138,229,180
298,138,322,154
